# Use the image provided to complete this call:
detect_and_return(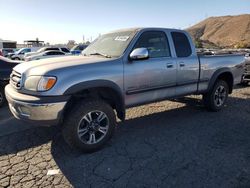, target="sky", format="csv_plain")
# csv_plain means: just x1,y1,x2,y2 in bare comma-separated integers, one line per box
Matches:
0,0,249,44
